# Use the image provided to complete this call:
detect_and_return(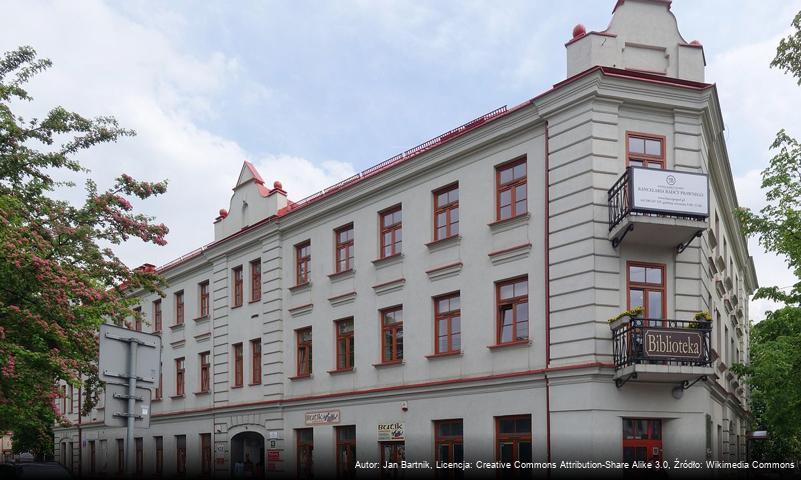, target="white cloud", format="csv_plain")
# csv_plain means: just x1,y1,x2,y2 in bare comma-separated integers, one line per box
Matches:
252,155,356,201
